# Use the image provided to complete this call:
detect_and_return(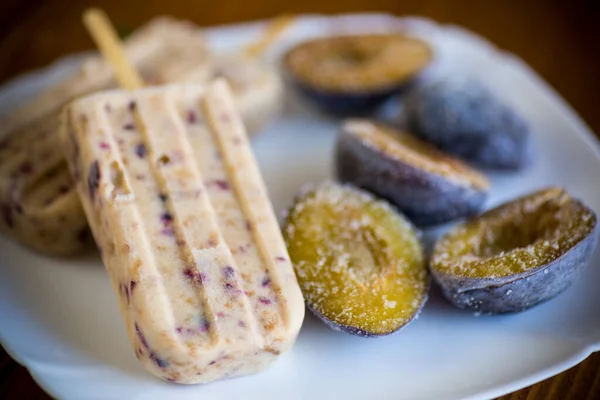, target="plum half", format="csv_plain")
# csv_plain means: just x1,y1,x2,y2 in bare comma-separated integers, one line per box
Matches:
431,188,599,314
404,77,532,170
336,119,490,226
283,34,432,115
283,182,429,337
